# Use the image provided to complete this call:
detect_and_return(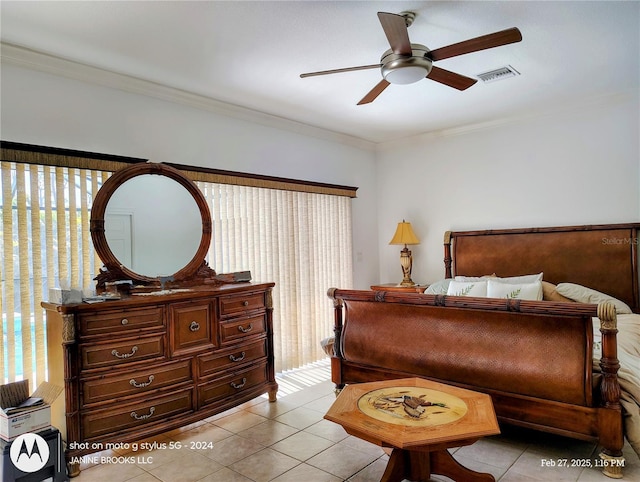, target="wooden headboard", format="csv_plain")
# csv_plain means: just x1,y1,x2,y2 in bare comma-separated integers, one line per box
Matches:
444,223,640,312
